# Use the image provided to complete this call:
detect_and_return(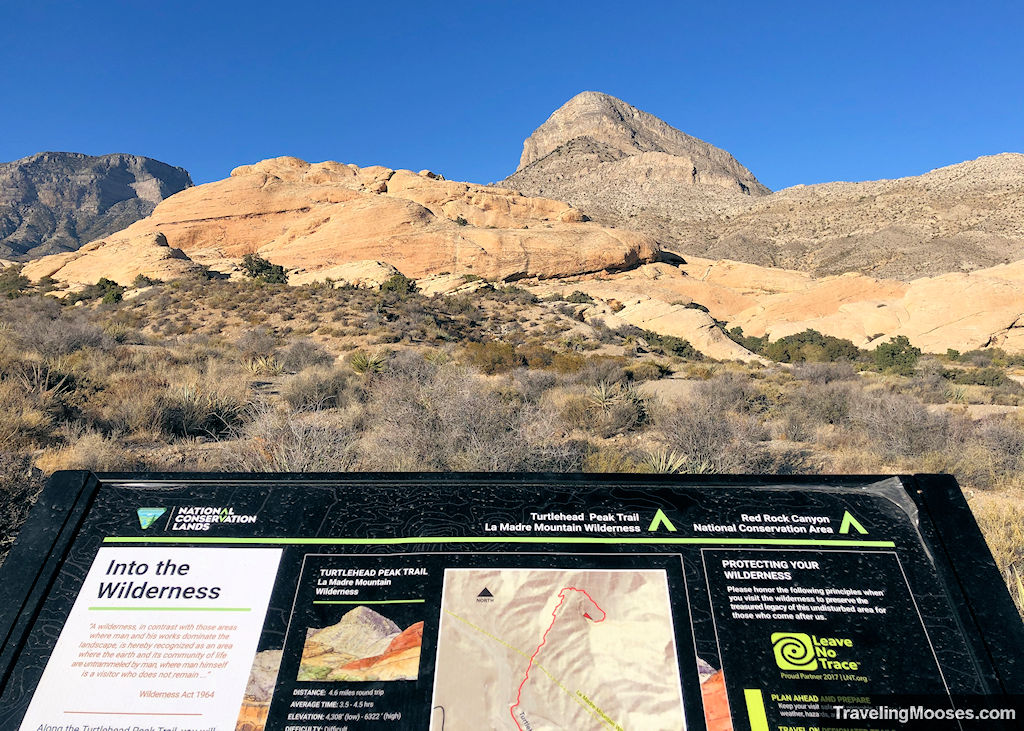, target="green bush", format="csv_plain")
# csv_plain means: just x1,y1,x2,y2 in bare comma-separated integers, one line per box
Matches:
564,290,594,304
727,326,768,354
872,335,921,375
380,273,417,296
640,330,703,360
0,266,31,298
240,253,288,284
765,329,862,363
69,278,126,304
